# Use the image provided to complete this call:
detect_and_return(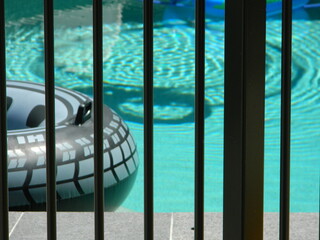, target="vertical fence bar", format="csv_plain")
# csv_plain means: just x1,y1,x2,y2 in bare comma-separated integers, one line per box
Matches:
144,0,154,238
279,0,292,239
223,0,266,239
93,0,104,239
0,0,9,239
44,0,57,239
194,0,205,238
